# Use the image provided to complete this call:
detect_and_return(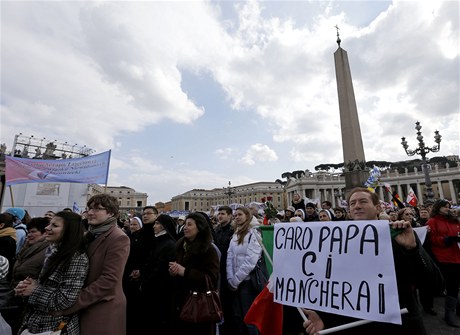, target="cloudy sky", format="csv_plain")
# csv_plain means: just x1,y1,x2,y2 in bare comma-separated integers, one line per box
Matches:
1,0,459,204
